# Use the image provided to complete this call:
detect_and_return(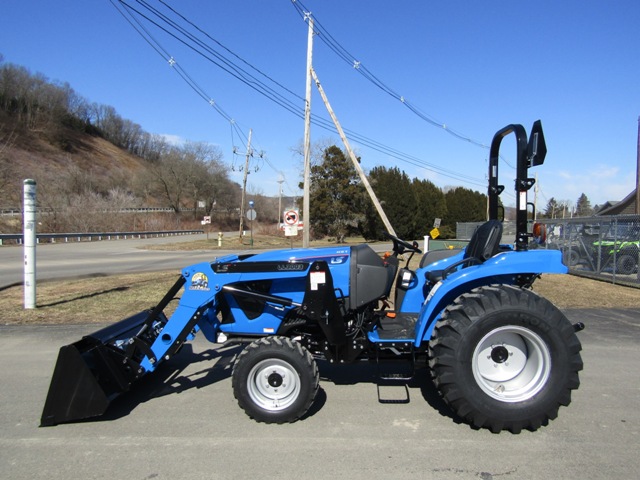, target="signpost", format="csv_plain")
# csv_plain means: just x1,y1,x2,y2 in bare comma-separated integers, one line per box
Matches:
202,215,211,240
247,200,256,247
283,209,299,237
23,179,36,309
